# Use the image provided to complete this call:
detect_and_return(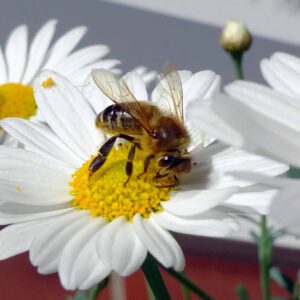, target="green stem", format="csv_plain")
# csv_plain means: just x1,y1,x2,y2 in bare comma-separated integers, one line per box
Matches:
181,271,192,300
162,266,214,300
88,277,109,300
141,256,171,300
258,215,271,300
145,281,156,300
231,52,244,79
